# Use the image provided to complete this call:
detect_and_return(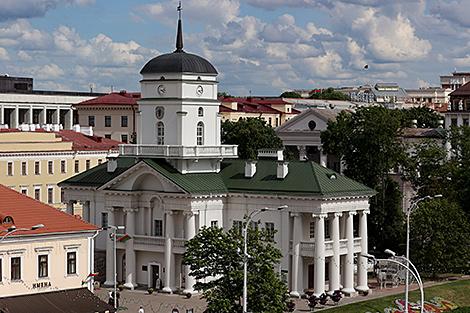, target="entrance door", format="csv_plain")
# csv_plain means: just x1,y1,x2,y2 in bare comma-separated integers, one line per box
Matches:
308,264,314,289
150,264,161,289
